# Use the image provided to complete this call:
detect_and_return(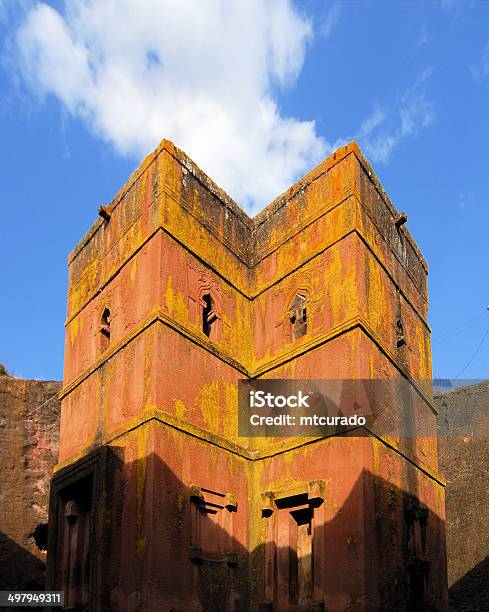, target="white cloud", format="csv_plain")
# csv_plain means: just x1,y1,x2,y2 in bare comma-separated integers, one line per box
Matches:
354,69,435,163
458,191,473,209
8,1,434,208
11,0,327,212
471,41,489,81
416,25,428,49
0,0,10,23
439,0,476,18
440,0,459,8
320,3,341,38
